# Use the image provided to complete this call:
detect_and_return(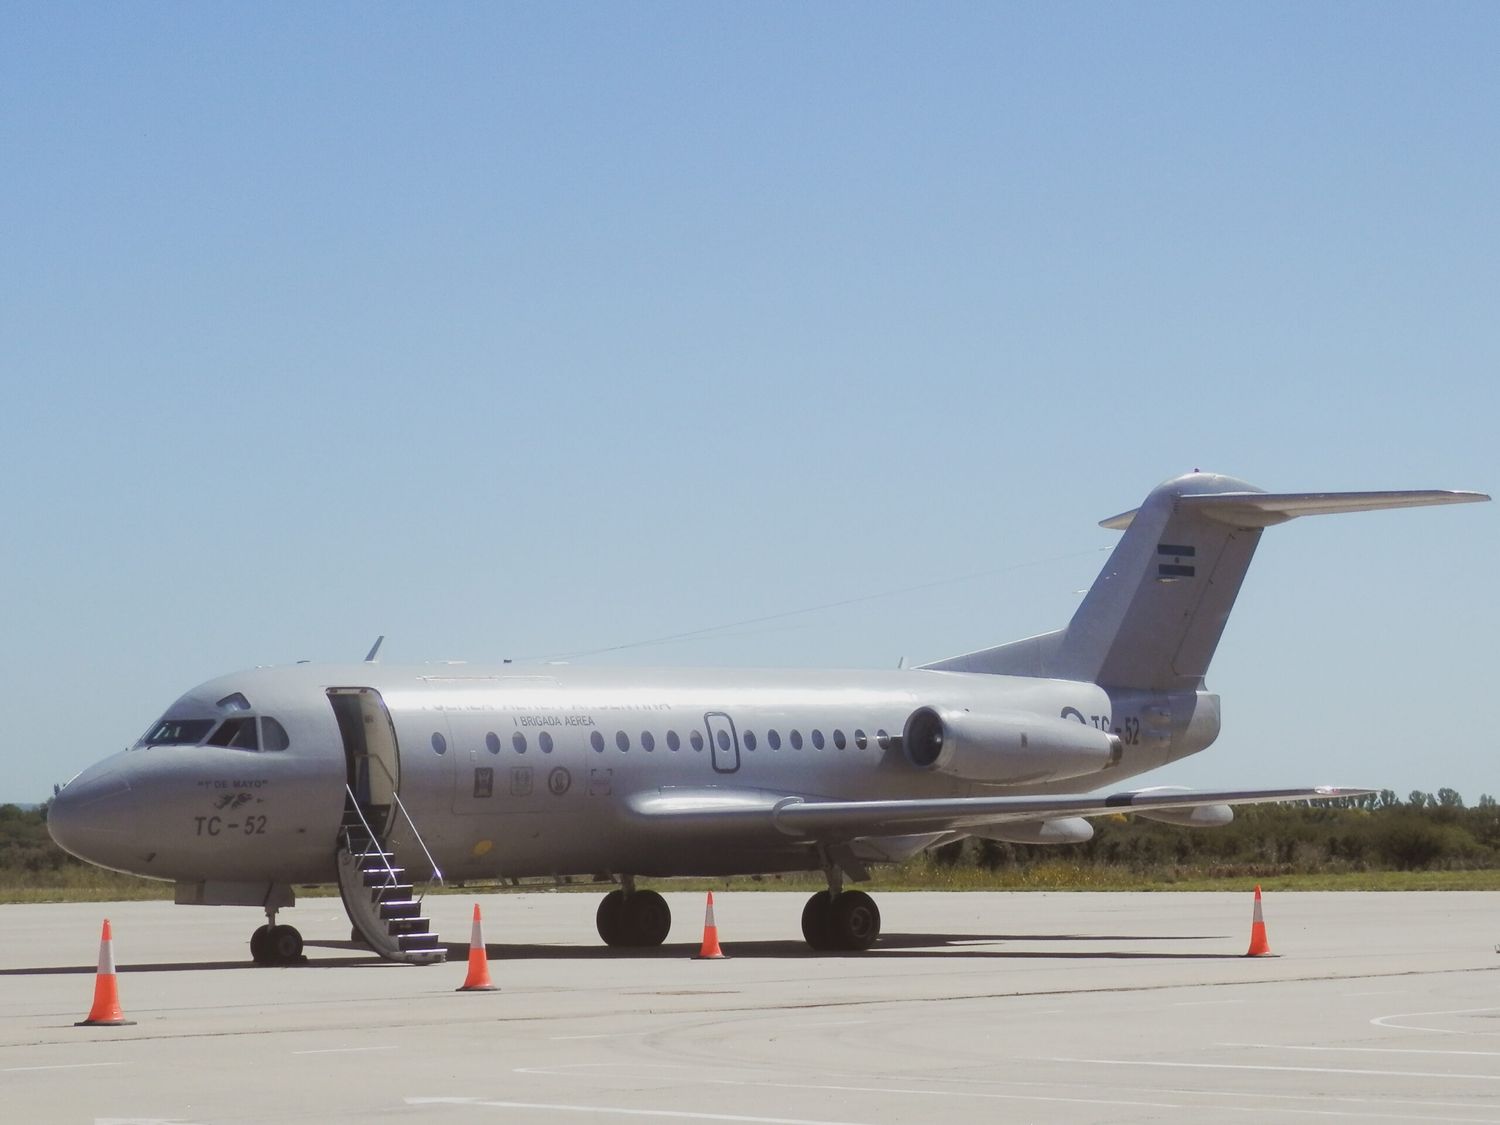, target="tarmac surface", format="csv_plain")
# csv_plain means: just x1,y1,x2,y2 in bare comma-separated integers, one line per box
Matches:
1,890,1497,1124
